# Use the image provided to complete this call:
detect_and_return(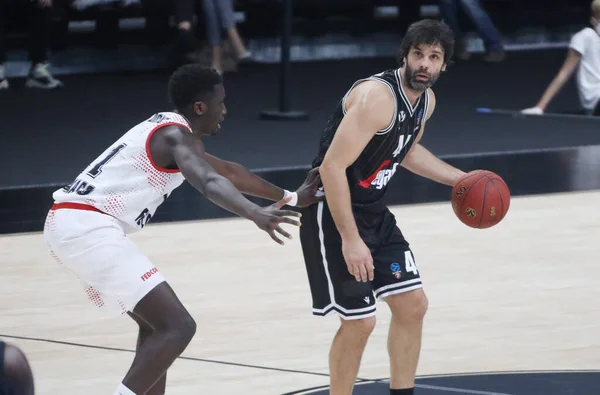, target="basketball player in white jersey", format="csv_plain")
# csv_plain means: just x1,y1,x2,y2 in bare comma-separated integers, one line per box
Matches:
43,65,322,395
